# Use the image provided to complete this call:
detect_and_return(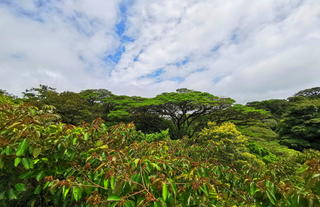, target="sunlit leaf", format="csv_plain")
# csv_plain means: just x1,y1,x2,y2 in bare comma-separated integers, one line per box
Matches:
32,148,41,158
14,157,21,167
107,195,121,201
162,182,168,201
72,187,82,201
16,139,29,156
